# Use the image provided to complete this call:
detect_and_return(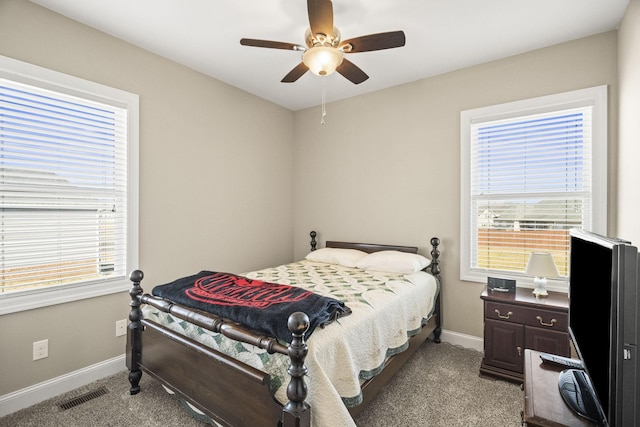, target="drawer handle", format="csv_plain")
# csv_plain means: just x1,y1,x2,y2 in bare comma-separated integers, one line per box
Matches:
495,309,513,319
536,316,557,327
